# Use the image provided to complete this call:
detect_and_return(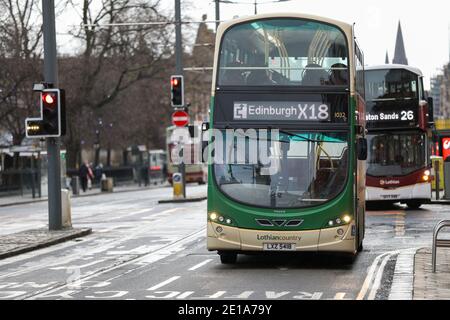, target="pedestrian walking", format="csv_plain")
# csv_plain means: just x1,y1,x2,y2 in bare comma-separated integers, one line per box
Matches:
94,163,104,185
87,163,94,190
79,161,89,193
